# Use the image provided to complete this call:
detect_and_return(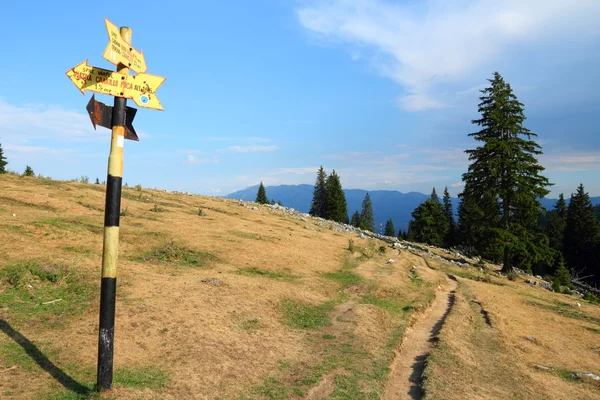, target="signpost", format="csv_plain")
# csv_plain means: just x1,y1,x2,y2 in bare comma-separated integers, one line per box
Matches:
86,95,138,141
66,18,164,392
67,60,165,110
